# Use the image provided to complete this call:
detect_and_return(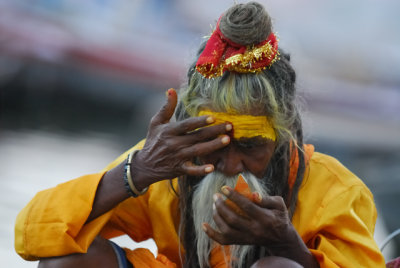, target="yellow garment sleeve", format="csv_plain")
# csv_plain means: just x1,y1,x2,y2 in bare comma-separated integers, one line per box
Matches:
14,171,111,260
14,140,146,261
101,178,182,266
